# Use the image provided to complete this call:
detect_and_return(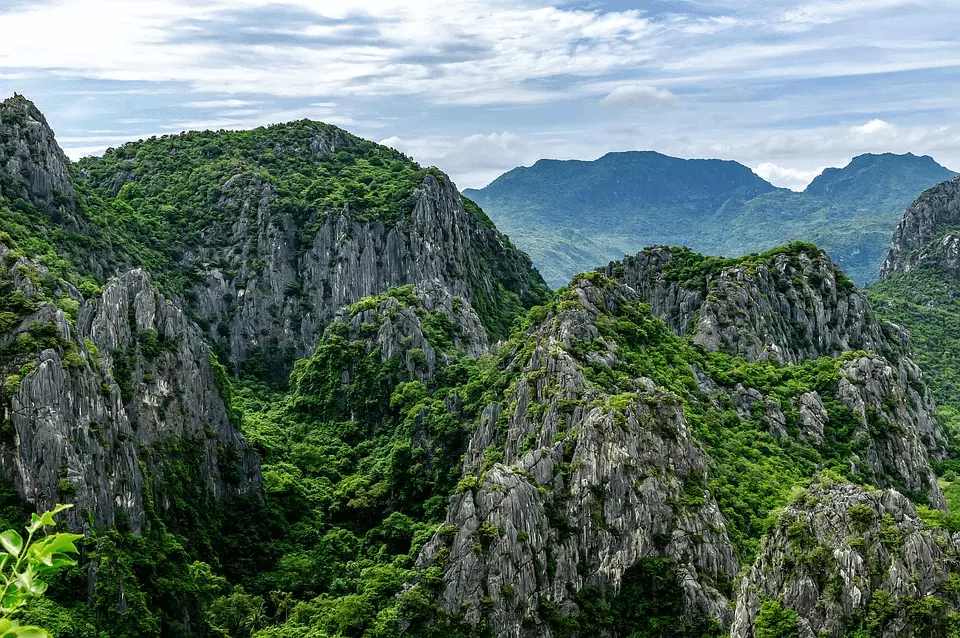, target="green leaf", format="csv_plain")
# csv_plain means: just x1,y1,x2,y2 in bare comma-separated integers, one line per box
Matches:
28,533,81,566
9,626,50,638
0,530,23,557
